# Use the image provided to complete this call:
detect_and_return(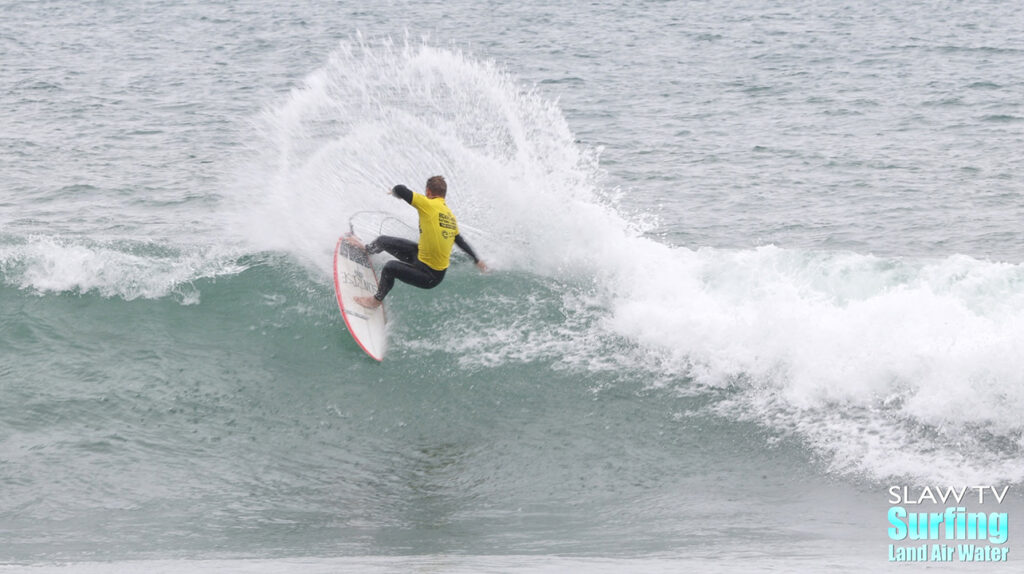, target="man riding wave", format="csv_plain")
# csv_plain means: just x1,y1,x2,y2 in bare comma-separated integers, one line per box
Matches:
347,175,487,309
